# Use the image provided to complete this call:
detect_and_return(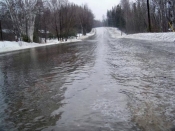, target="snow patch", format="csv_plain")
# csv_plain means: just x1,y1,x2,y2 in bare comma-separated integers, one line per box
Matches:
0,29,96,54
108,27,175,42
